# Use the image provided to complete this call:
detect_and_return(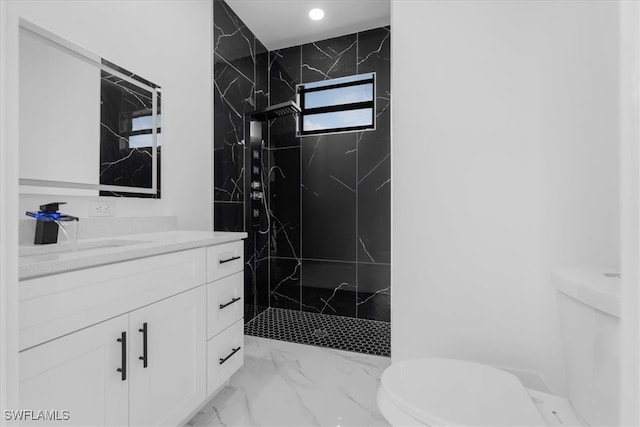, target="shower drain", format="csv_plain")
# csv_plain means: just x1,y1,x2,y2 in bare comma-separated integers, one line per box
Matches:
313,329,328,338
